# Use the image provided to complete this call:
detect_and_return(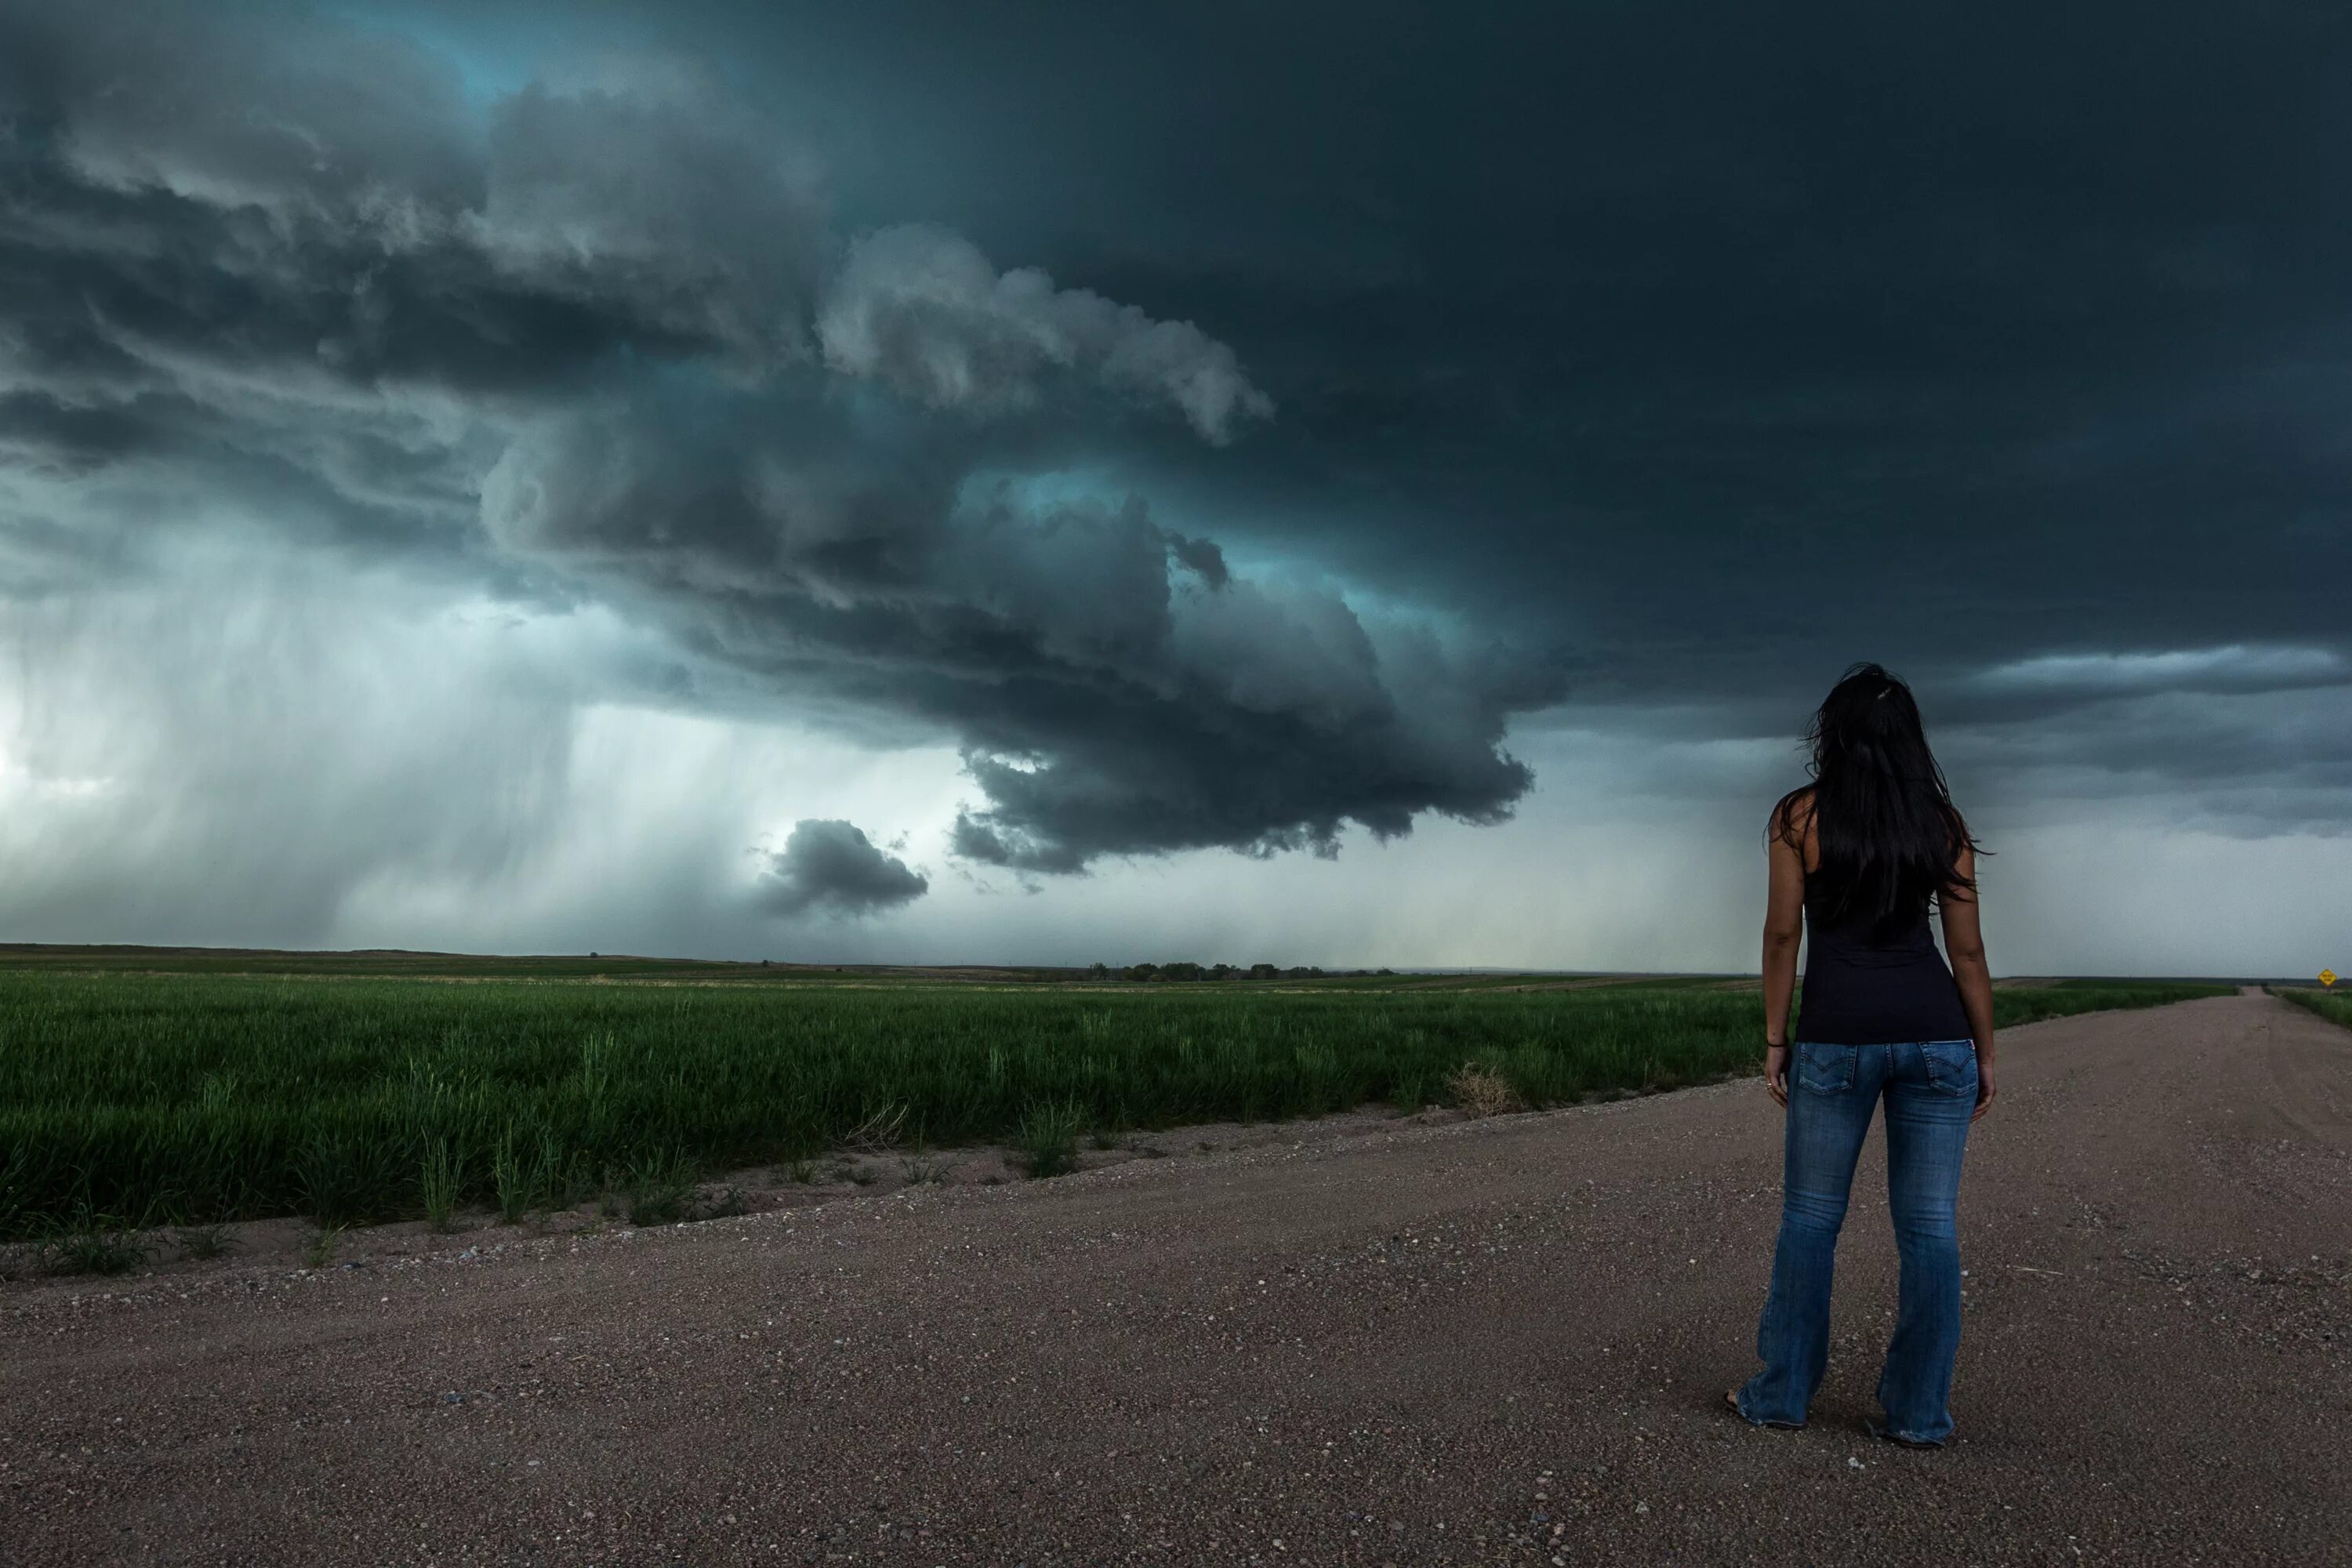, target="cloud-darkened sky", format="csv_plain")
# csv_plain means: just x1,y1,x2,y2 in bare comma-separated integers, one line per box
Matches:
1,0,2345,972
